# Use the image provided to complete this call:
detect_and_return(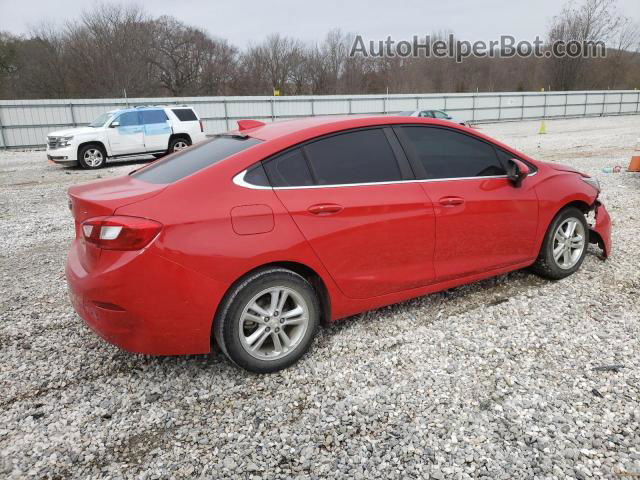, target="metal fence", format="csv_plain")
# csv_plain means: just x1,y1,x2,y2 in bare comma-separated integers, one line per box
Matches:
0,90,638,149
